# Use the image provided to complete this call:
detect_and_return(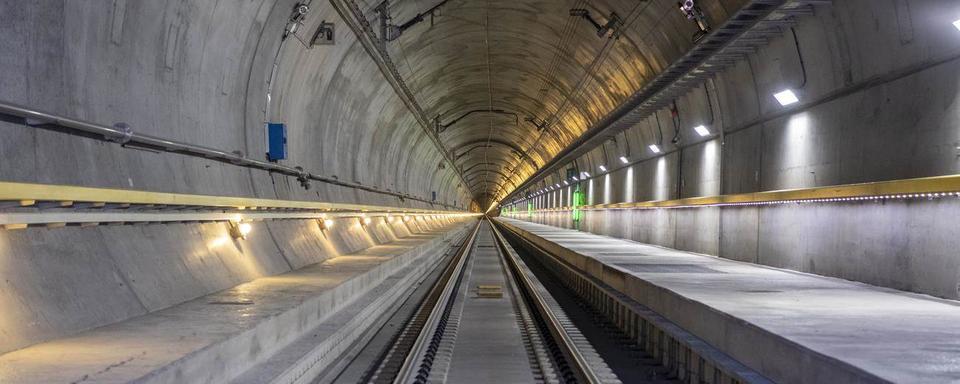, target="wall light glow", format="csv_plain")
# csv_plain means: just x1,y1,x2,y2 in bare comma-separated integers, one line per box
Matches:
599,165,607,172
774,89,800,106
648,144,661,153
954,19,960,31
229,222,252,240
694,125,710,137
619,156,629,164
324,219,335,229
